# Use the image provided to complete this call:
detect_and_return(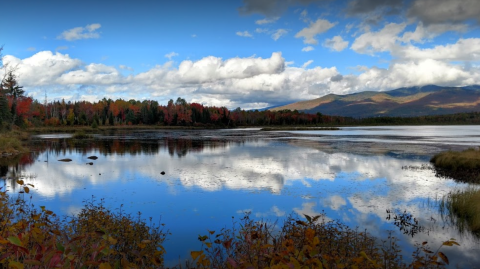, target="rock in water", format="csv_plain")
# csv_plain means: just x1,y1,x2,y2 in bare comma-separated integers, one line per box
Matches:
58,158,72,162
86,162,93,165
87,156,98,160
161,171,165,175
